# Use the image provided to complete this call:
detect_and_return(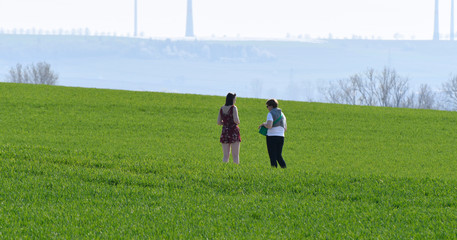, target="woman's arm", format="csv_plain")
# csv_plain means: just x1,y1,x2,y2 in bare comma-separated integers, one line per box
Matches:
258,121,273,129
217,109,223,125
233,106,240,125
264,120,273,129
258,112,273,129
